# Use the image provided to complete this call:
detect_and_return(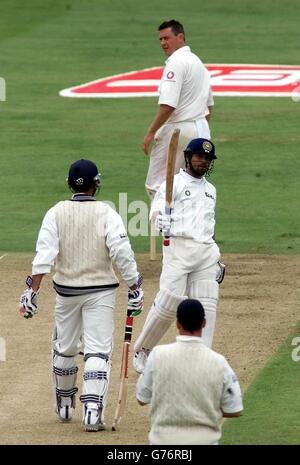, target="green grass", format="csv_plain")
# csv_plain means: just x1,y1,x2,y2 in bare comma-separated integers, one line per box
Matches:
0,0,300,252
0,0,299,447
221,324,300,444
